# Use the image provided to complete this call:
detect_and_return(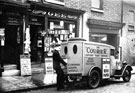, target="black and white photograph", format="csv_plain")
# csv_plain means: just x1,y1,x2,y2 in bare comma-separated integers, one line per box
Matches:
0,0,135,93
